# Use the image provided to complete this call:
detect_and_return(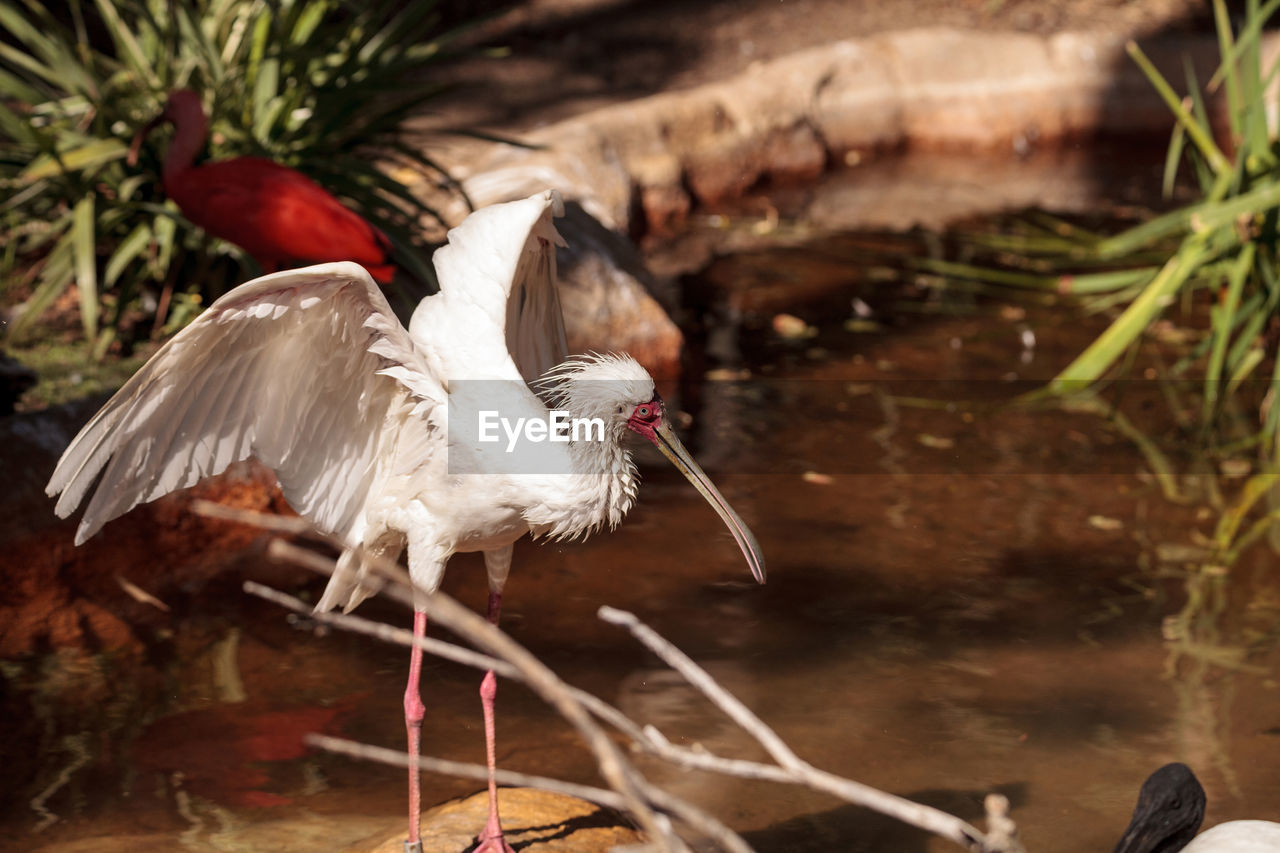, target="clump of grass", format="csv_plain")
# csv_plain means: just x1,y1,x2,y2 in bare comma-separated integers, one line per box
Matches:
2,0,463,355
924,0,1280,662
926,1,1280,465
